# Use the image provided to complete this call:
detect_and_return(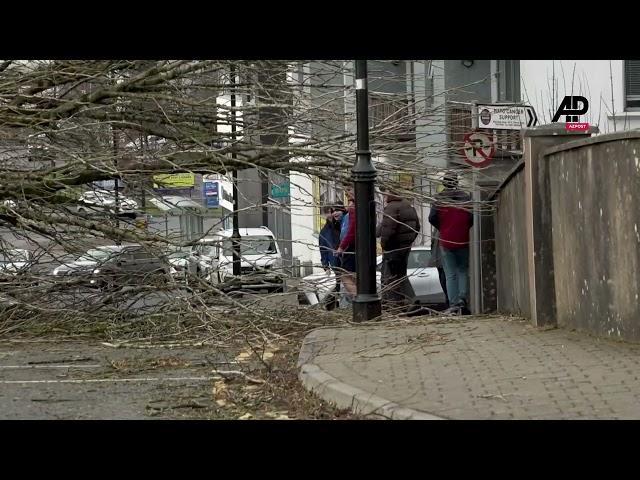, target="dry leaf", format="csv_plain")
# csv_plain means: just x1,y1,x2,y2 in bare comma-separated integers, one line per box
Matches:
212,380,228,397
235,351,252,362
265,411,291,420
110,360,129,371
153,356,188,368
215,399,227,407
238,413,253,420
